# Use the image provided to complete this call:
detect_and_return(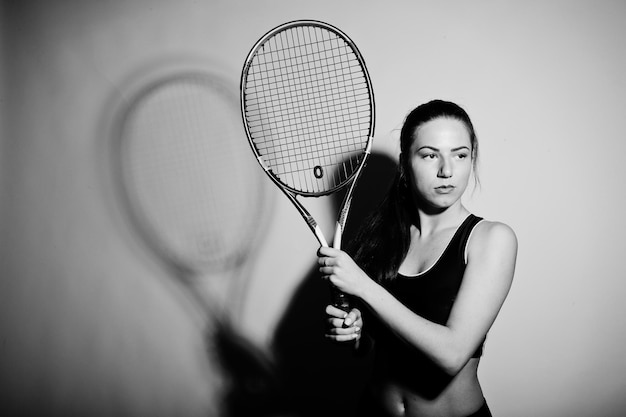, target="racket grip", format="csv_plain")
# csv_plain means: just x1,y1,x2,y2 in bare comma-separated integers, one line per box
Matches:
330,222,350,310
330,285,352,312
